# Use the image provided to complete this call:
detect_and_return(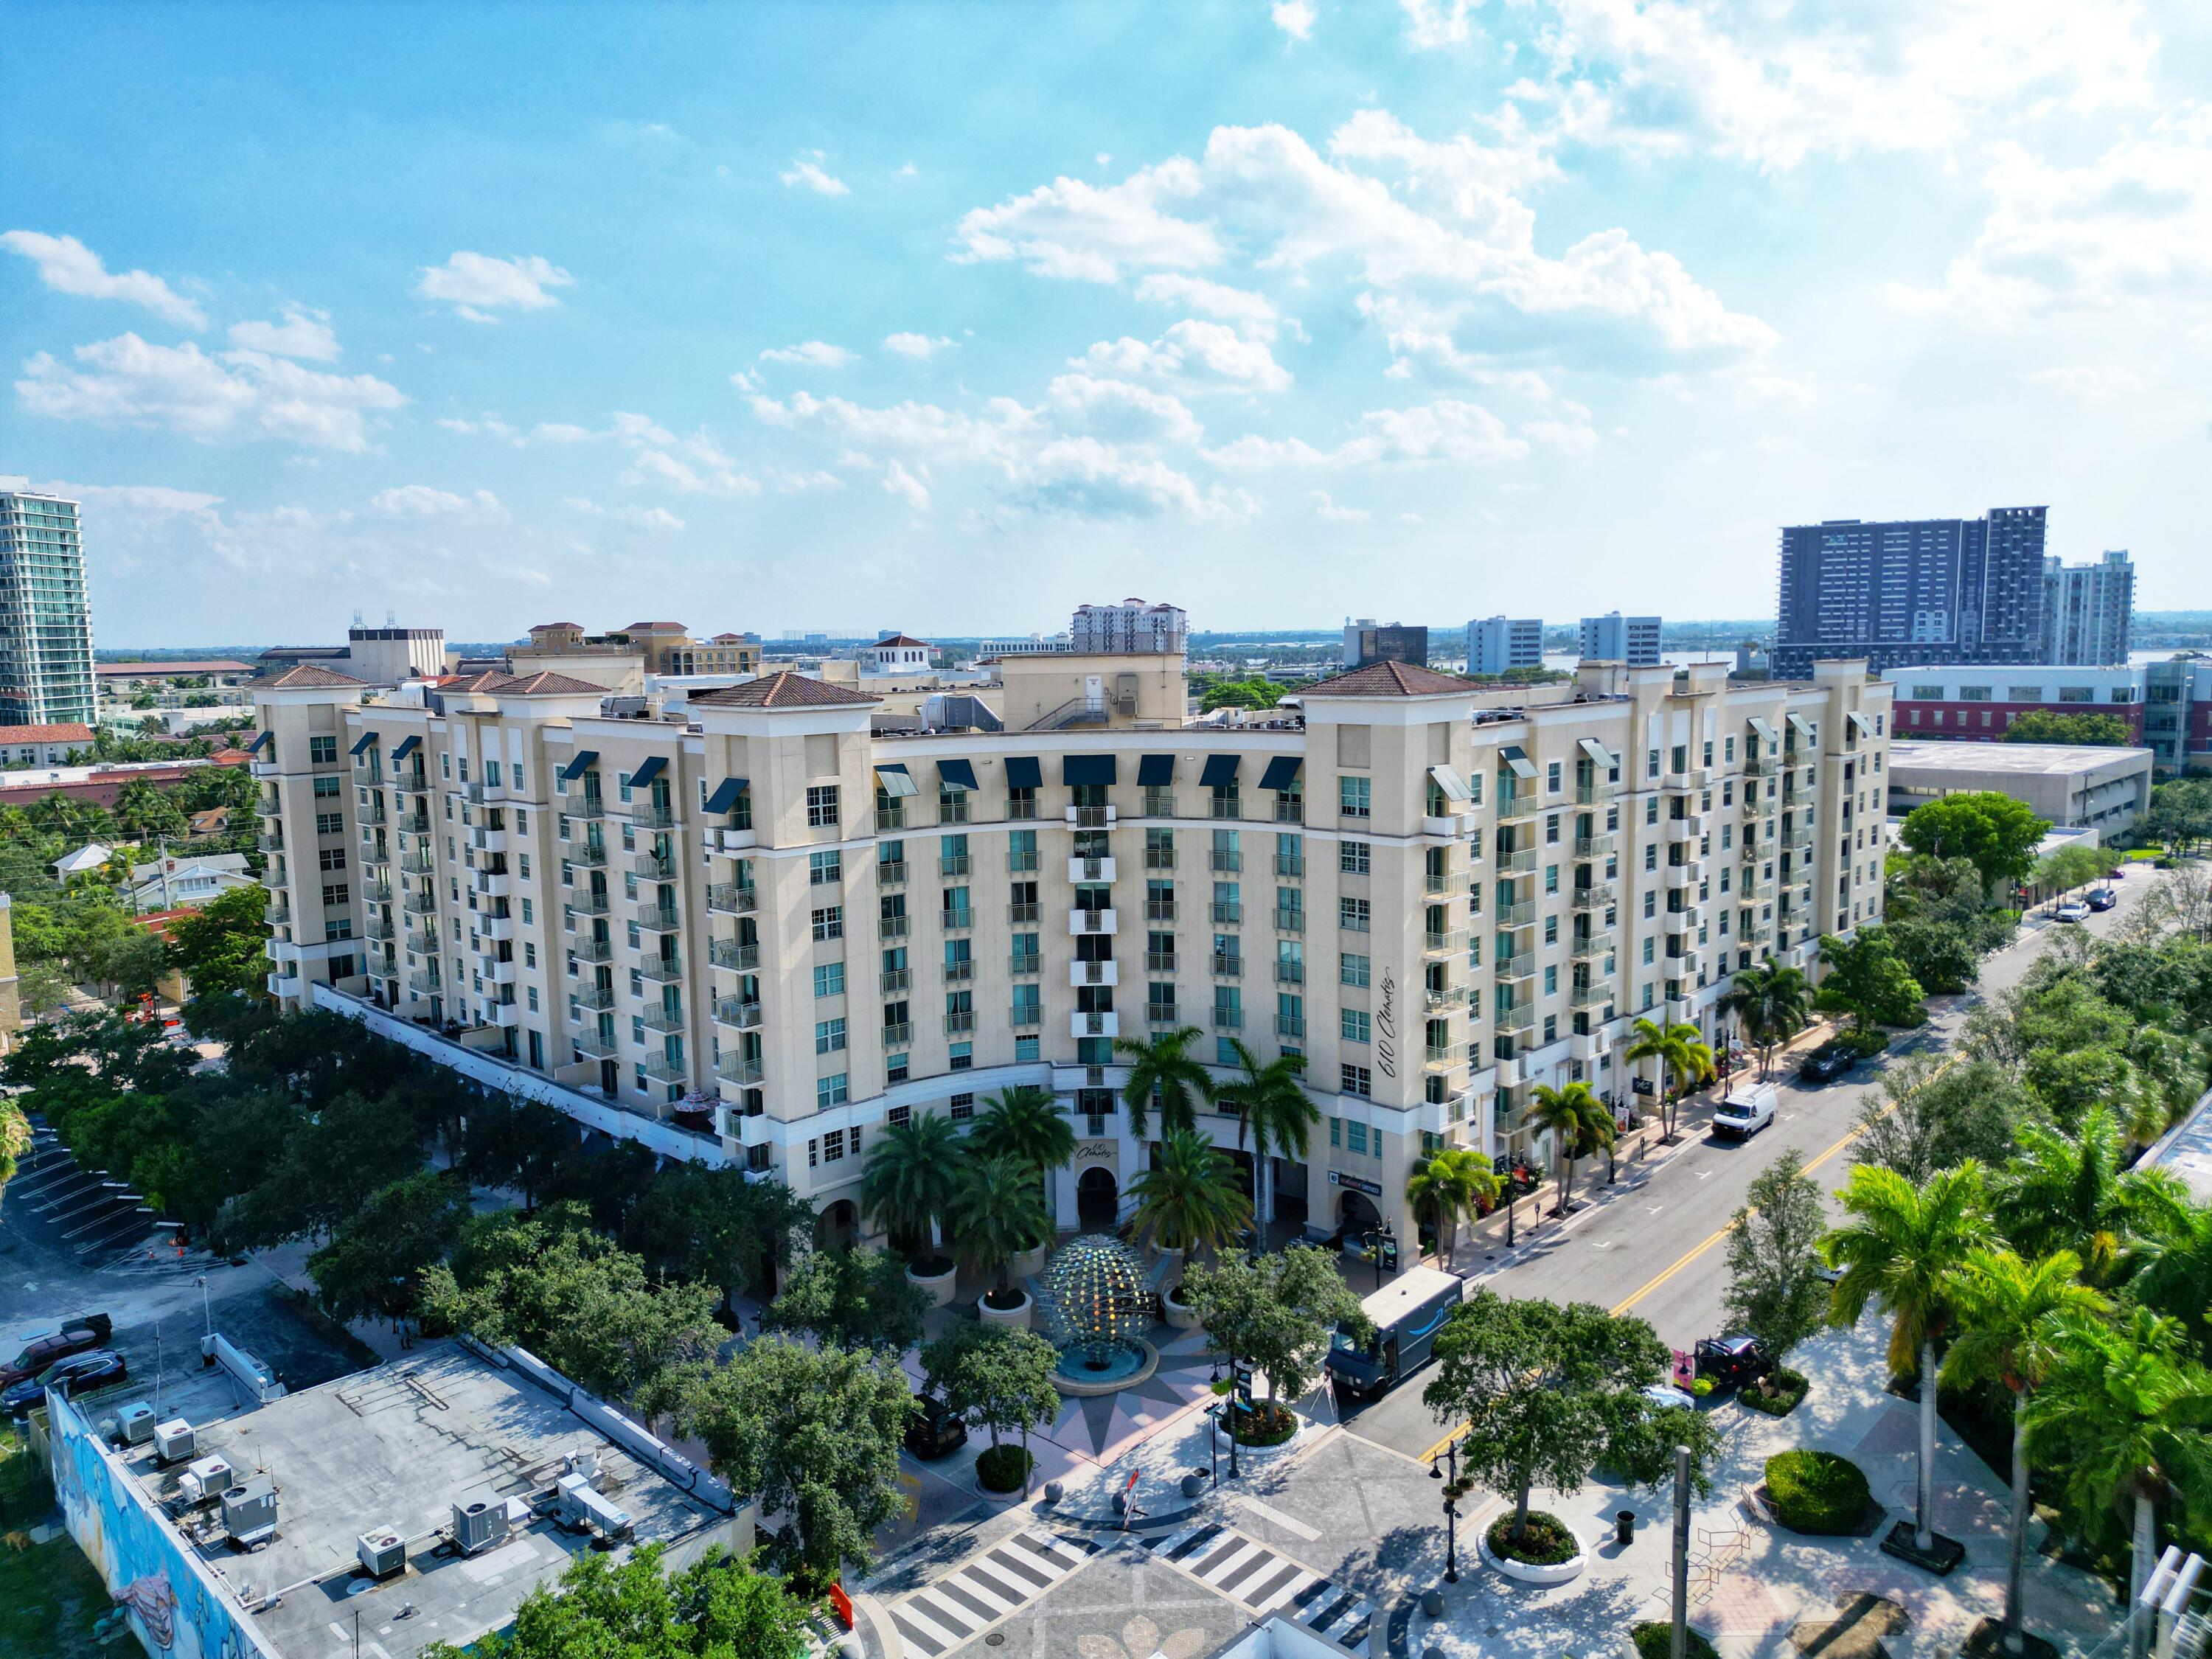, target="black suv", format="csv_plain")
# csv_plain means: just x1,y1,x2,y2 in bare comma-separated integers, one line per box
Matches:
904,1394,969,1460
1799,1041,1859,1083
